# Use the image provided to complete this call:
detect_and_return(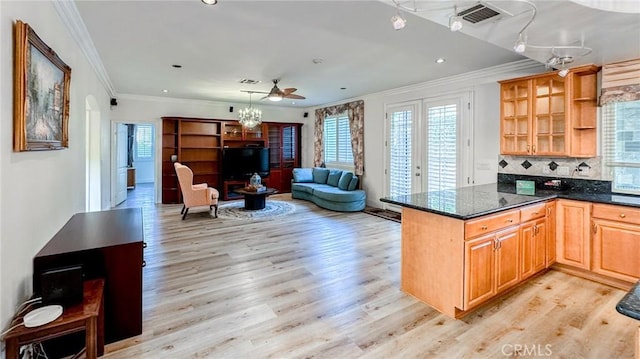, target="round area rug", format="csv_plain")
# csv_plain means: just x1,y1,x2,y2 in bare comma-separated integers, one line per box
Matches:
217,200,295,220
